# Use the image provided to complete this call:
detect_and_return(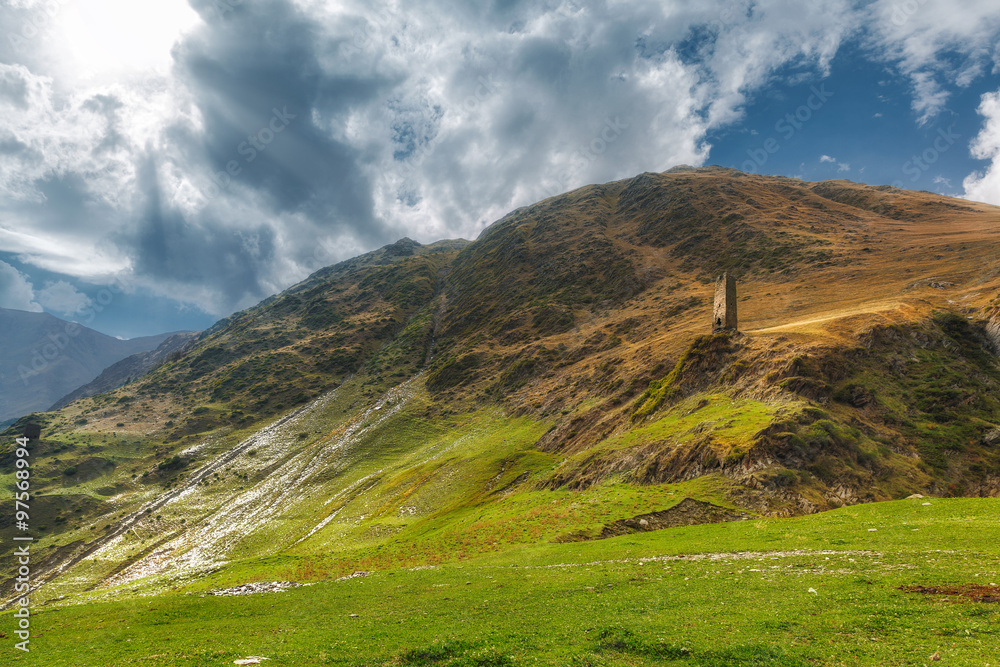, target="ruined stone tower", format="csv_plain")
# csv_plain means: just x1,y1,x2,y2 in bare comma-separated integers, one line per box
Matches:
713,273,737,332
